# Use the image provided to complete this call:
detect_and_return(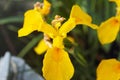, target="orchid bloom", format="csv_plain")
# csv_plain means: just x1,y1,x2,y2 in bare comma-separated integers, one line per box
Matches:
97,0,120,44
97,59,120,80
18,0,51,37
